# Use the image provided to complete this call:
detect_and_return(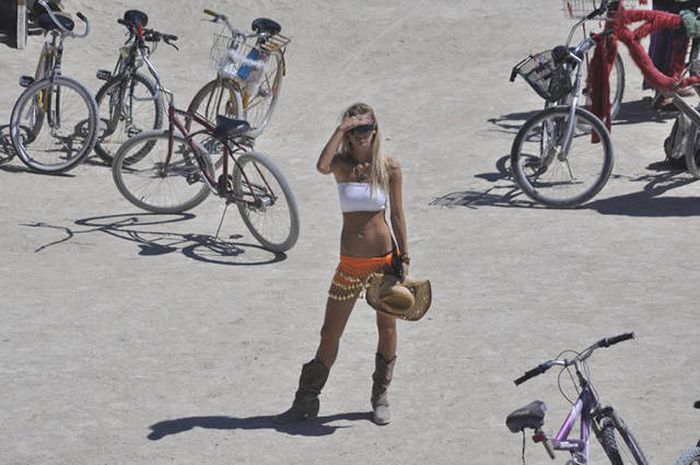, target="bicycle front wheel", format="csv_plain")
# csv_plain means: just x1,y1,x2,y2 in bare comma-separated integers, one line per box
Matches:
94,71,163,164
675,447,700,465
187,78,241,167
112,130,213,213
510,106,614,207
232,151,299,252
243,49,285,137
10,76,98,173
596,415,648,465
